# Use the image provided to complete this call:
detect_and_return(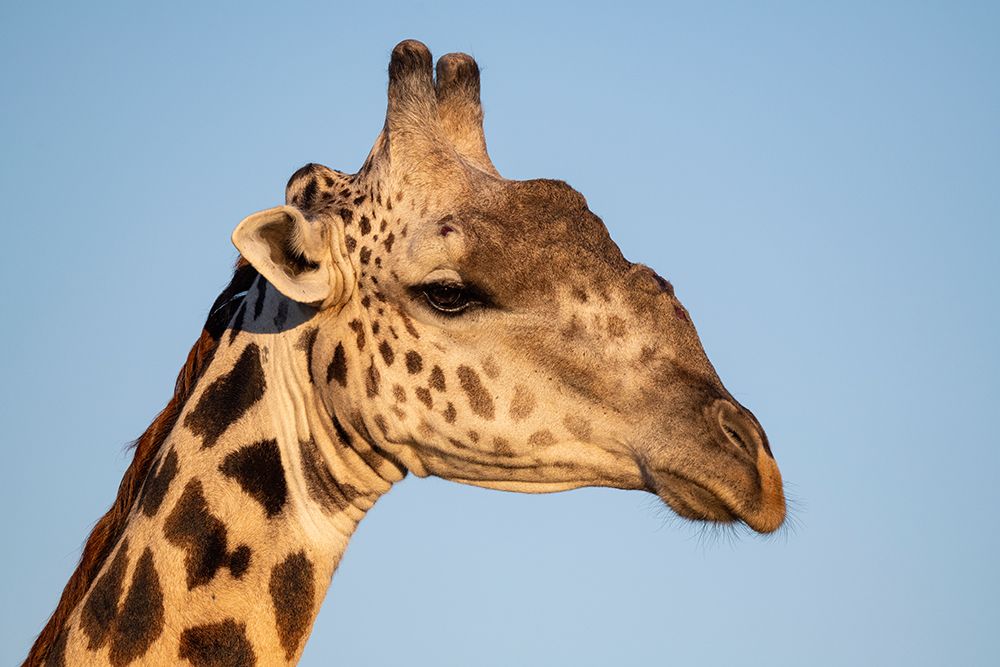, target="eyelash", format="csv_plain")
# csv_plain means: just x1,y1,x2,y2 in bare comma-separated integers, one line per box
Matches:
414,281,489,315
